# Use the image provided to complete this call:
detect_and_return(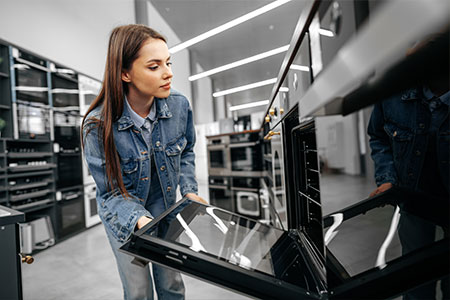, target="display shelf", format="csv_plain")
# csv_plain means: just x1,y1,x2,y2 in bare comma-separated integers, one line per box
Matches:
11,199,53,212
7,169,53,179
10,189,51,202
8,180,50,191
7,151,53,158
8,163,56,173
